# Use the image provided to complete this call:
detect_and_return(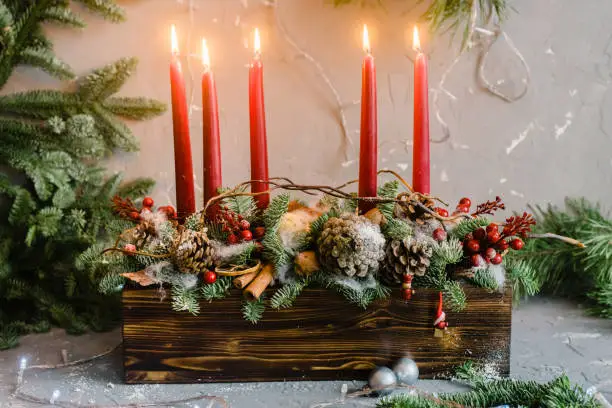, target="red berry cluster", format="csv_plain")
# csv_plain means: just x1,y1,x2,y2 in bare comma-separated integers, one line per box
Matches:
454,197,472,215
113,195,177,222
464,223,525,267
216,207,265,245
